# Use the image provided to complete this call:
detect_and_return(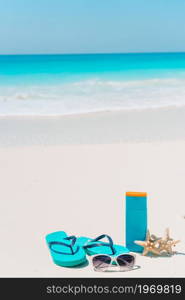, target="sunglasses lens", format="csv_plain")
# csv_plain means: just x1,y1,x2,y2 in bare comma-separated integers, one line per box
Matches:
117,254,135,268
92,255,111,270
